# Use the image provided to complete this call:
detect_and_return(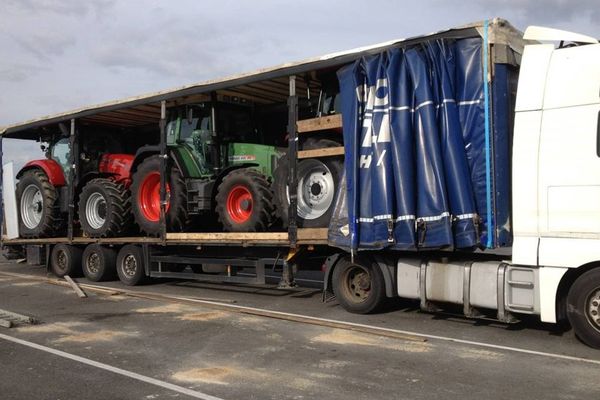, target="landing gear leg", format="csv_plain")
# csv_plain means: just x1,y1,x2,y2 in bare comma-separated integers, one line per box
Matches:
278,248,298,289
